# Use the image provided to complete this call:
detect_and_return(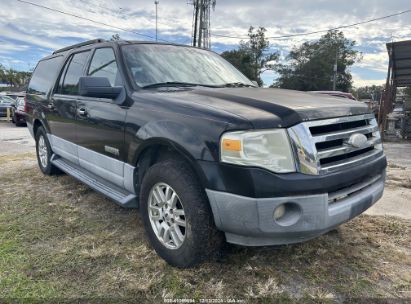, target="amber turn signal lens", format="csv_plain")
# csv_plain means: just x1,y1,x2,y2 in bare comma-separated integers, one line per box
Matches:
222,139,241,151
